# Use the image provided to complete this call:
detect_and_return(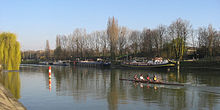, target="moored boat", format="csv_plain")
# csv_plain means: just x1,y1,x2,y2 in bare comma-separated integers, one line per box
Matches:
53,60,70,66
75,60,111,67
121,57,176,69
